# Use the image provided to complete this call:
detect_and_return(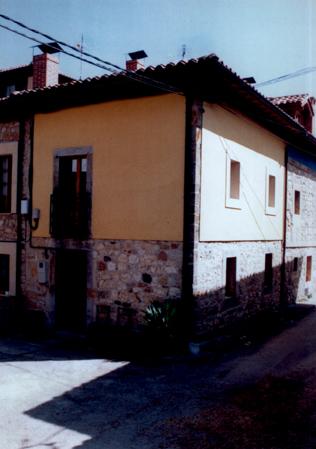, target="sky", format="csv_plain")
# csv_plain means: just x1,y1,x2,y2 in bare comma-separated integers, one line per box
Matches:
0,0,316,97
